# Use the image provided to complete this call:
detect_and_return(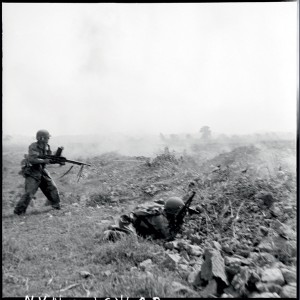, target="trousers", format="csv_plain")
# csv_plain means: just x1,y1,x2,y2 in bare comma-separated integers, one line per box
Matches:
14,173,60,214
